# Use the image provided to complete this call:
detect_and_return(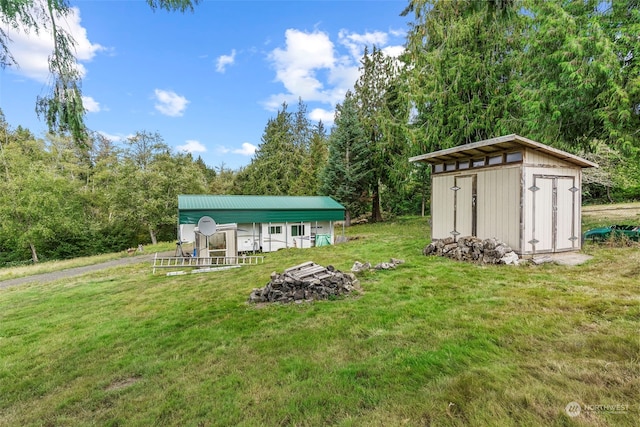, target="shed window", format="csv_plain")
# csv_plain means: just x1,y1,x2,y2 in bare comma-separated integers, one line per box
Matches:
458,160,470,169
291,225,305,237
472,158,485,167
488,155,503,165
269,226,282,234
506,151,523,162
445,163,456,171
434,164,444,173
